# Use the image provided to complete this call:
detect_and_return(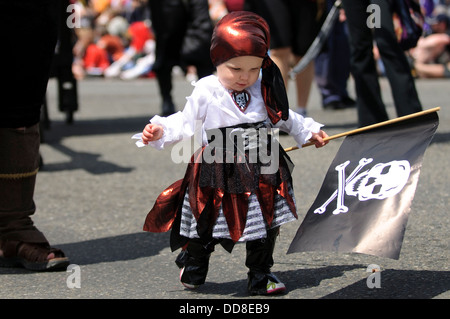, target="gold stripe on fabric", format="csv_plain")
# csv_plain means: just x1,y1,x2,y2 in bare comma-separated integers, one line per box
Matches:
0,168,39,179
